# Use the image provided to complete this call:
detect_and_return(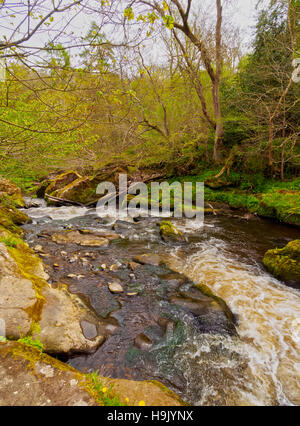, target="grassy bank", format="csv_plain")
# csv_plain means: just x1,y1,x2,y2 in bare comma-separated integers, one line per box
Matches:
170,171,300,227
